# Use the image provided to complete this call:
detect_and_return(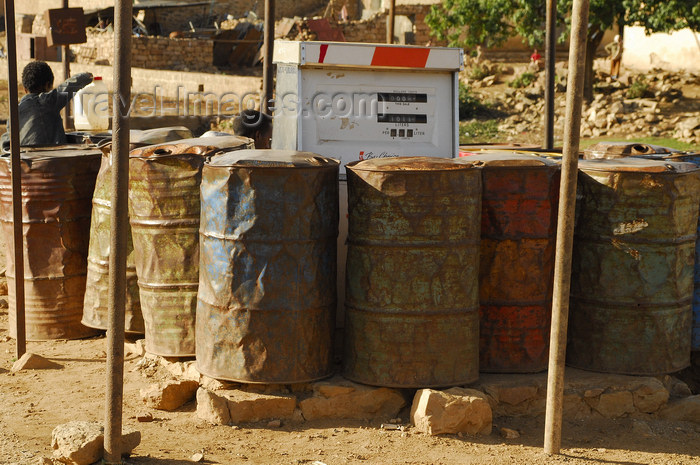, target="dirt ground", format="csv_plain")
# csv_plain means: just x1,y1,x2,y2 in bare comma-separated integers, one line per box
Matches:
1,310,700,465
